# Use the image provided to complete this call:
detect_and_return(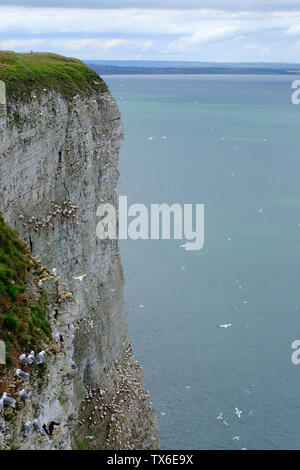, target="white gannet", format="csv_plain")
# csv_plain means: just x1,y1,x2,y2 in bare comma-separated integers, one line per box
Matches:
235,408,242,418
218,324,232,329
73,274,87,281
